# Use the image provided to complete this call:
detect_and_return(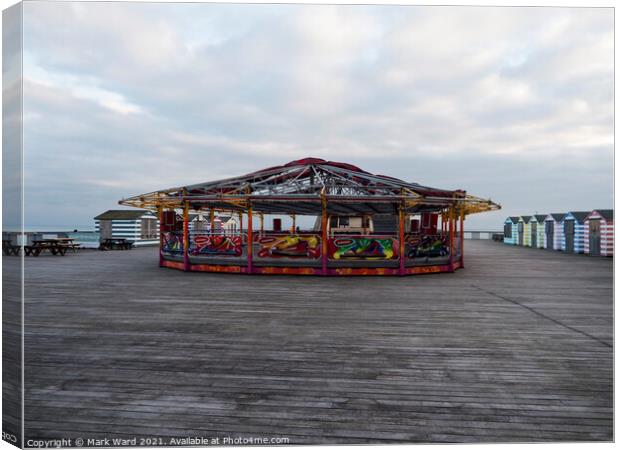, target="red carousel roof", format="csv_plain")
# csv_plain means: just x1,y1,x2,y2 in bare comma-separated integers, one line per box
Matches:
119,157,499,216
